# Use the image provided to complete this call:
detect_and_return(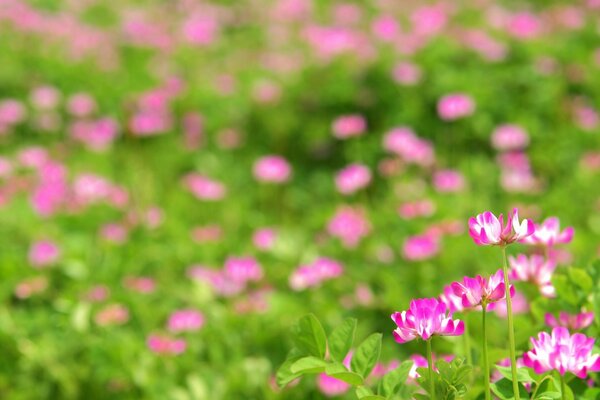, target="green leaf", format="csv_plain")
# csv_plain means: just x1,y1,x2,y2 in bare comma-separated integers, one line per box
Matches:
350,333,382,378
532,375,558,399
291,314,327,359
535,392,561,400
552,276,578,306
568,268,593,292
359,396,386,400
355,386,374,398
496,366,534,383
382,360,413,396
328,318,357,362
325,362,364,386
276,356,303,388
491,378,530,400
290,356,328,374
